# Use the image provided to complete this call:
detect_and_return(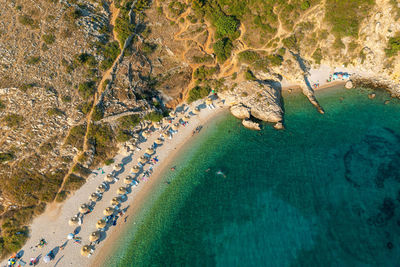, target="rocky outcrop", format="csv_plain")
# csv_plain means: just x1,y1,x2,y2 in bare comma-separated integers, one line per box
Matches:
242,119,261,131
230,104,250,119
219,80,283,123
